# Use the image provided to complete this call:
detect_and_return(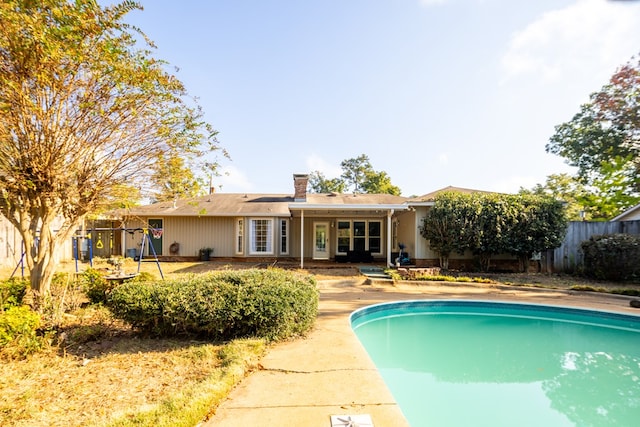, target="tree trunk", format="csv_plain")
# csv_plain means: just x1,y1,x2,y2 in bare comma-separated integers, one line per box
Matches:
438,254,450,270
21,213,80,310
478,253,491,272
518,255,531,273
29,253,58,310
